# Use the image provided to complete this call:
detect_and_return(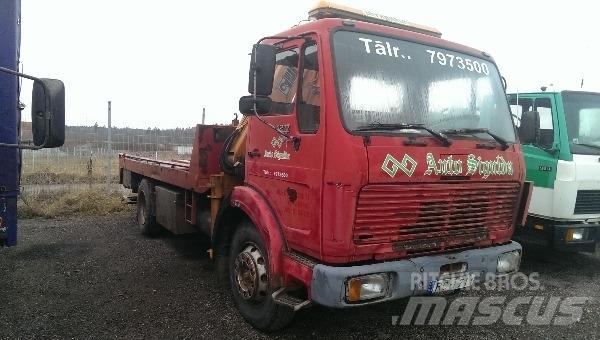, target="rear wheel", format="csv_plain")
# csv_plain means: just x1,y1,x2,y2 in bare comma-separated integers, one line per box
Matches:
137,179,161,237
229,221,294,331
